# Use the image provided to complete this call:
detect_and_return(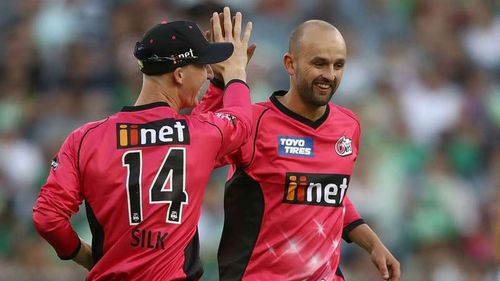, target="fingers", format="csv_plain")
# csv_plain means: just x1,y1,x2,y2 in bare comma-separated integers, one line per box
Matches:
241,21,253,44
211,7,251,44
211,12,223,42
233,12,242,40
223,7,233,40
377,258,389,280
387,258,401,281
208,6,253,83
